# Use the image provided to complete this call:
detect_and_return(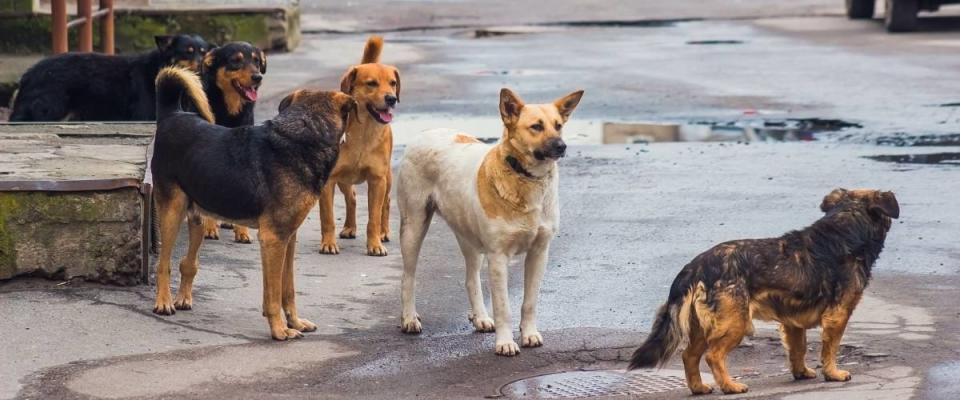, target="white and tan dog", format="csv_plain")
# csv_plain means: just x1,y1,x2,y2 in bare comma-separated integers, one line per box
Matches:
396,88,583,356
